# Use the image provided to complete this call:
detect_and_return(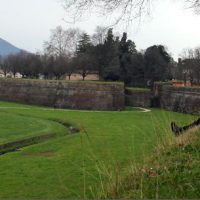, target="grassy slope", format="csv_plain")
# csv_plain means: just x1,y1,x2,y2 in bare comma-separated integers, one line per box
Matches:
110,128,200,199
0,112,67,144
0,101,197,198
